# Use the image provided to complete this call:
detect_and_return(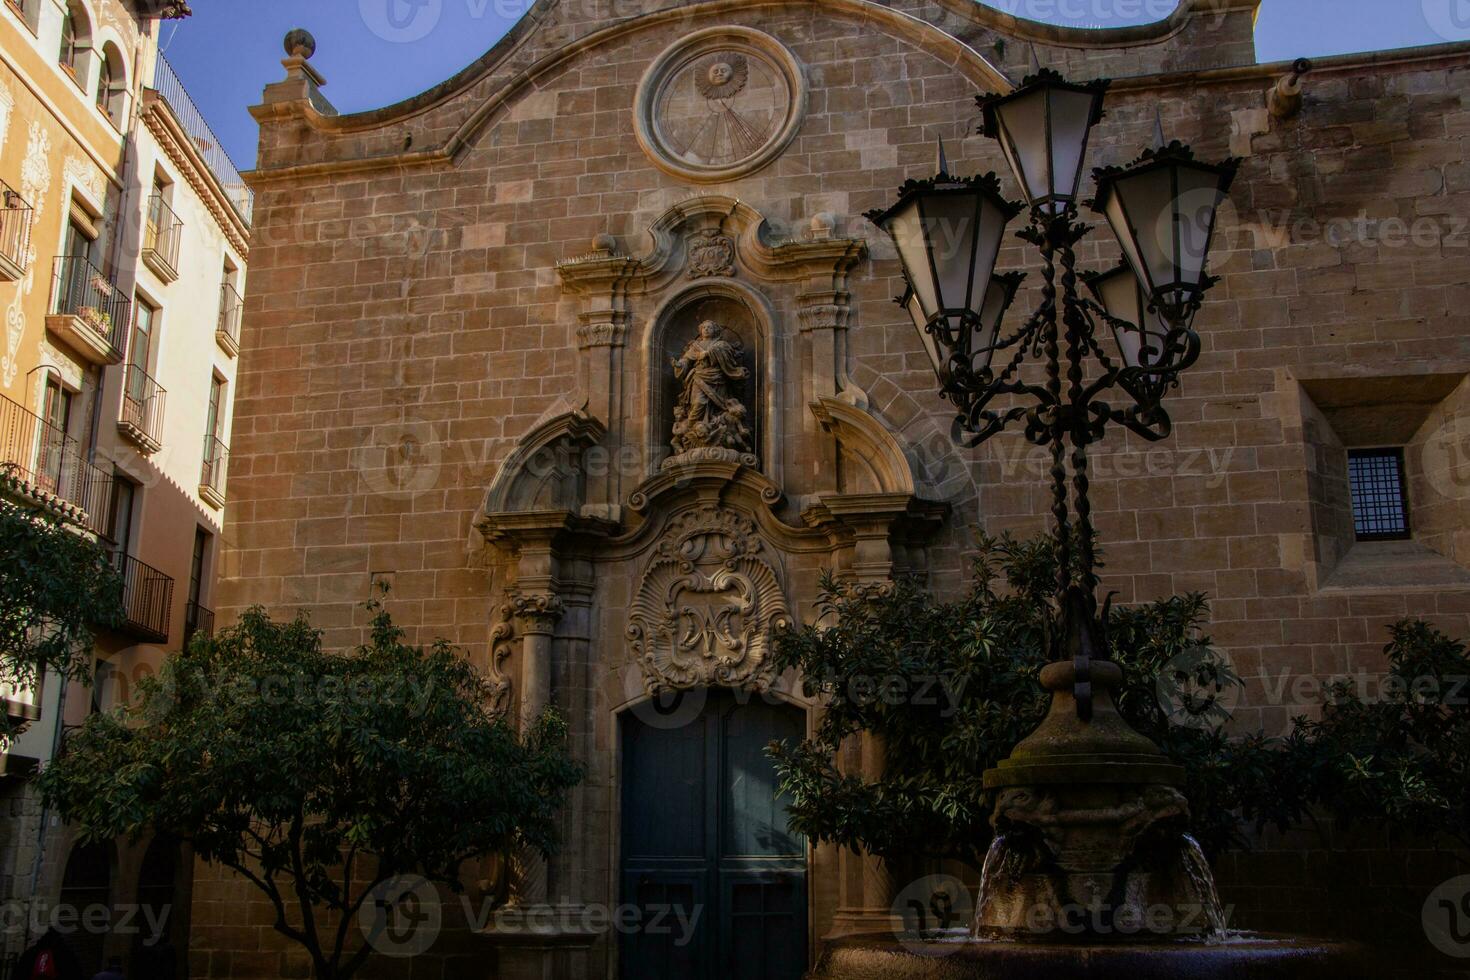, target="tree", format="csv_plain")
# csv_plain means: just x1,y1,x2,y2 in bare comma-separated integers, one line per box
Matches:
1297,619,1470,850
0,500,123,744
40,601,583,980
767,534,1314,867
